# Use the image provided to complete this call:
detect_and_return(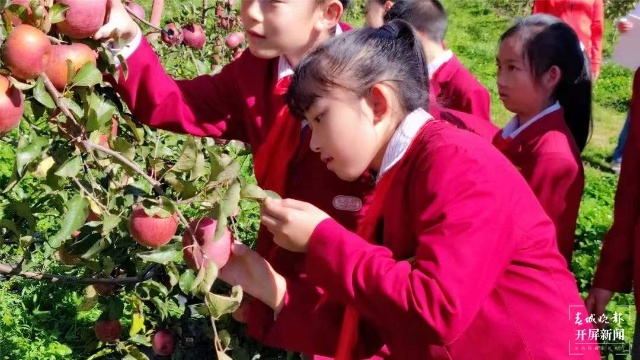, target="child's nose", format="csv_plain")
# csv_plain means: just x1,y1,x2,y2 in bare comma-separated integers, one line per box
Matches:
242,0,263,24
